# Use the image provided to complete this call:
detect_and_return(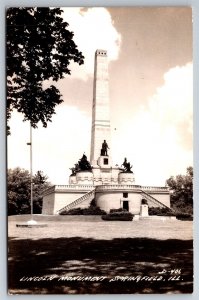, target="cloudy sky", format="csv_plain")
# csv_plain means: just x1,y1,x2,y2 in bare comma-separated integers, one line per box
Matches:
7,7,193,186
